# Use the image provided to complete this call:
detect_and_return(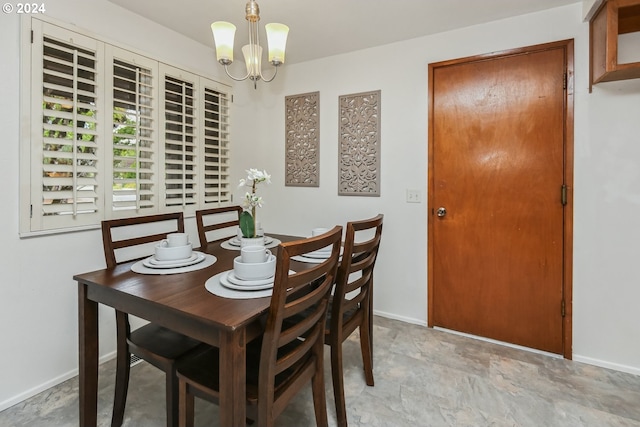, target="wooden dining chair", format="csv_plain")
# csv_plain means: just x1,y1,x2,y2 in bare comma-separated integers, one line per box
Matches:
101,212,205,427
175,226,344,427
195,205,243,248
327,214,384,427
